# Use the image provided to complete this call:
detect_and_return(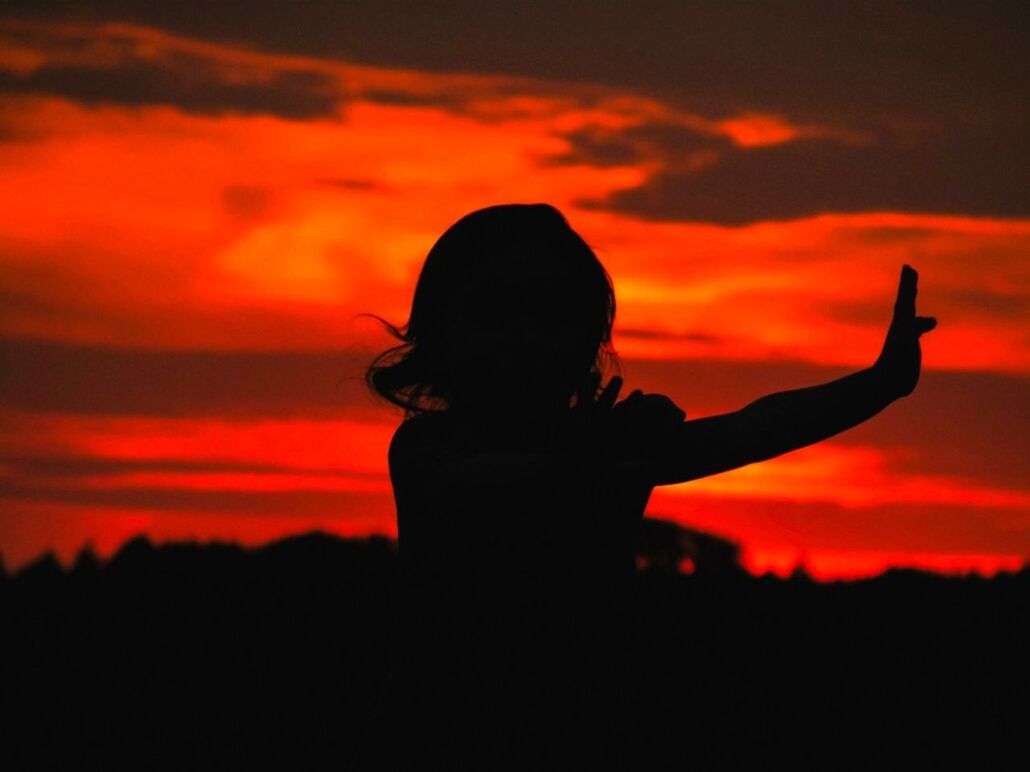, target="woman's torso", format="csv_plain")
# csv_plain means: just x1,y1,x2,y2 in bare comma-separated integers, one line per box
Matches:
366,408,652,766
